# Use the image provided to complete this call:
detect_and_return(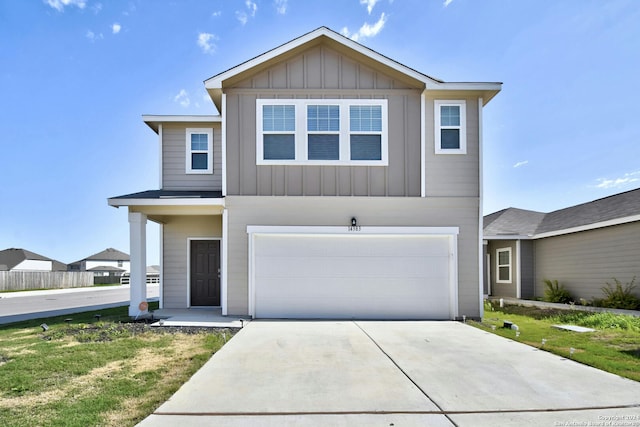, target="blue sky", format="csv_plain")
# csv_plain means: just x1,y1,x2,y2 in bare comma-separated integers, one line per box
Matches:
1,0,639,266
